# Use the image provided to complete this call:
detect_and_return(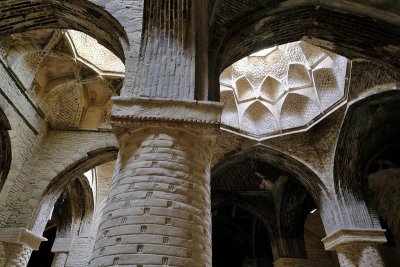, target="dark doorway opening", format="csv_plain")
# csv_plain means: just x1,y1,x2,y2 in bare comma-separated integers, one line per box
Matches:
27,226,56,267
